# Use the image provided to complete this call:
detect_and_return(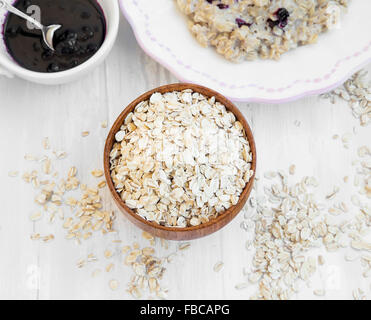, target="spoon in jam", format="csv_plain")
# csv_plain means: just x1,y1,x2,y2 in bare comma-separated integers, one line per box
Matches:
0,0,61,51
